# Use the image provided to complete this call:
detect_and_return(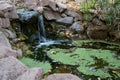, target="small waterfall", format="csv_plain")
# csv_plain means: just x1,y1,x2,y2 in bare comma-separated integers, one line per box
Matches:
36,15,72,49
38,15,47,43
